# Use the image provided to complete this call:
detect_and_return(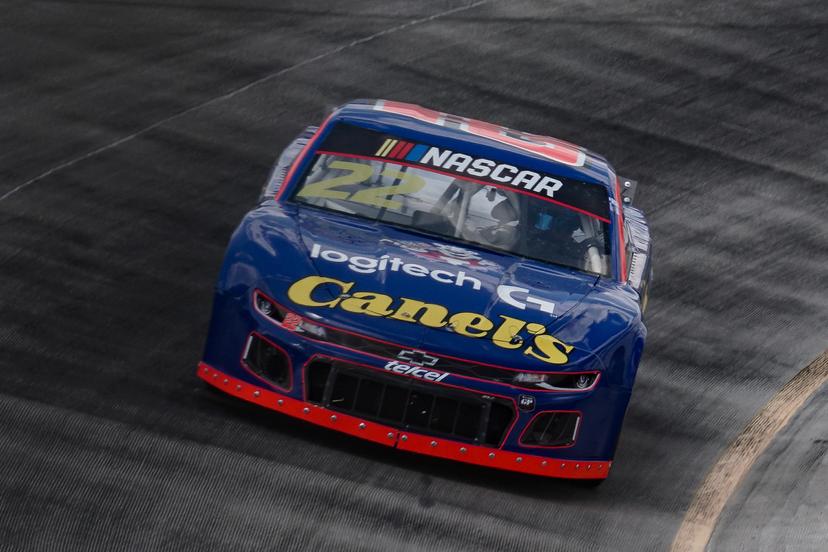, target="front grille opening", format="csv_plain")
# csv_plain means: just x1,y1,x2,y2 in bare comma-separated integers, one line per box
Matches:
520,412,580,447
404,392,432,427
331,373,358,410
455,402,482,439
430,397,458,434
485,403,514,446
306,361,331,402
379,386,407,422
244,334,290,389
354,379,383,416
305,360,515,446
